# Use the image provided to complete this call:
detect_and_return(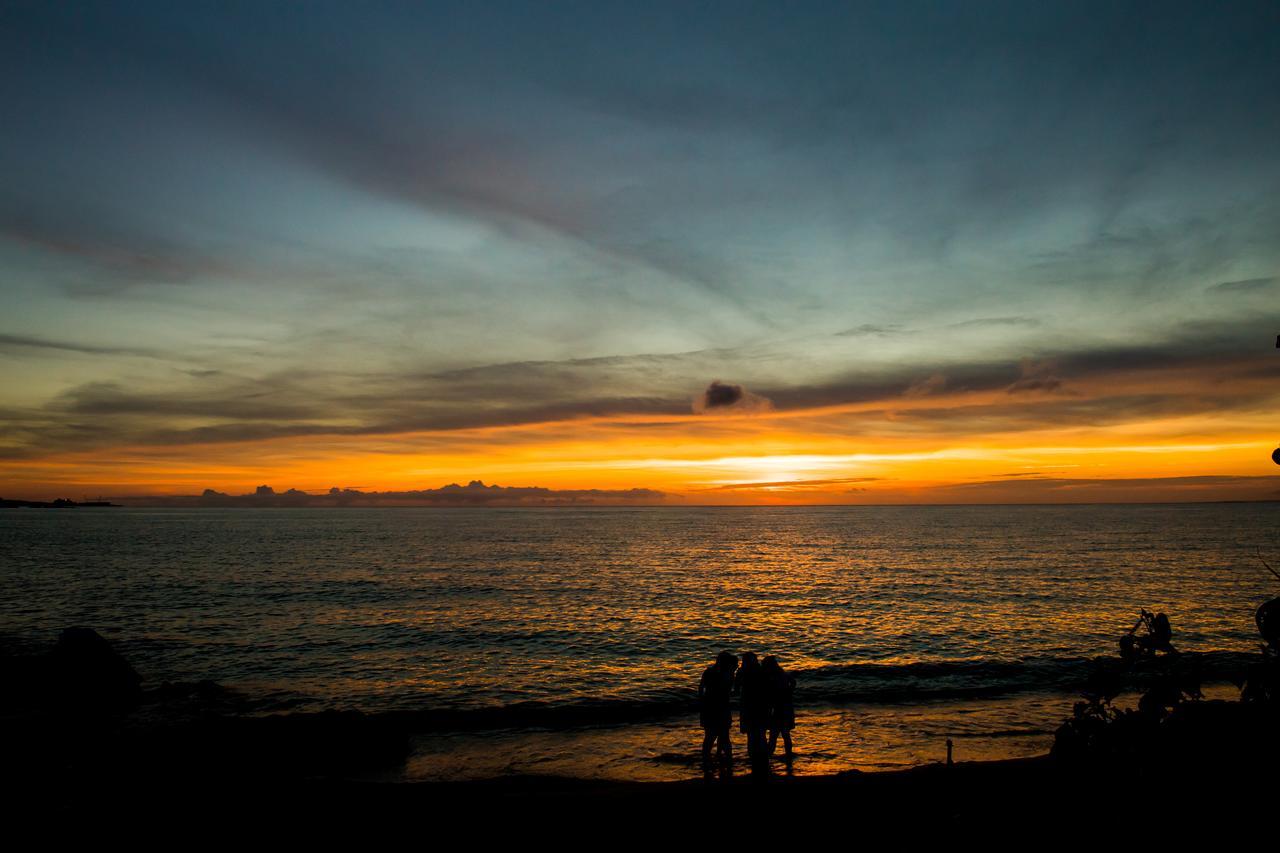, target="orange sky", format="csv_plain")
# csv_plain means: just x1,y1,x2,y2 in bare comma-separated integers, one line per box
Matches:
5,355,1278,504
